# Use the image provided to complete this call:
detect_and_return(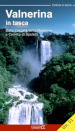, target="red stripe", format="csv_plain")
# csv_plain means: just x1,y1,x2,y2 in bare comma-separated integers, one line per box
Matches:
0,124,62,131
